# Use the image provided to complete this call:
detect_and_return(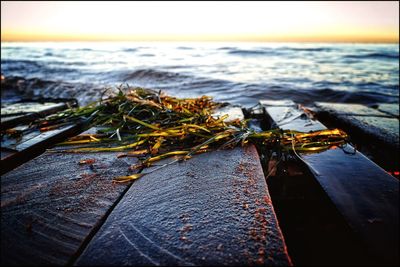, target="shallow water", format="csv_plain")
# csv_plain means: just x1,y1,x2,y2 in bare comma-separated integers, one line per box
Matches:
1,42,399,107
